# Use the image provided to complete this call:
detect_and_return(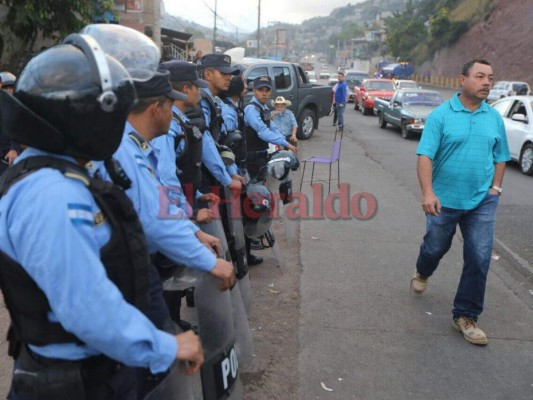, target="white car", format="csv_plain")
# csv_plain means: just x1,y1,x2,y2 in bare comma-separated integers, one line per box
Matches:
319,71,331,79
394,79,420,90
491,95,533,175
487,81,531,103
